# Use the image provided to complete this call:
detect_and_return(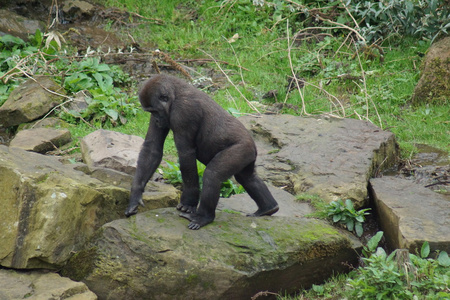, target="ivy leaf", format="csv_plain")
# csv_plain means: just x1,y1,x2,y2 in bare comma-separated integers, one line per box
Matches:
103,108,118,121
367,231,384,252
333,214,342,223
420,241,430,258
346,219,354,231
355,222,363,237
438,251,450,267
